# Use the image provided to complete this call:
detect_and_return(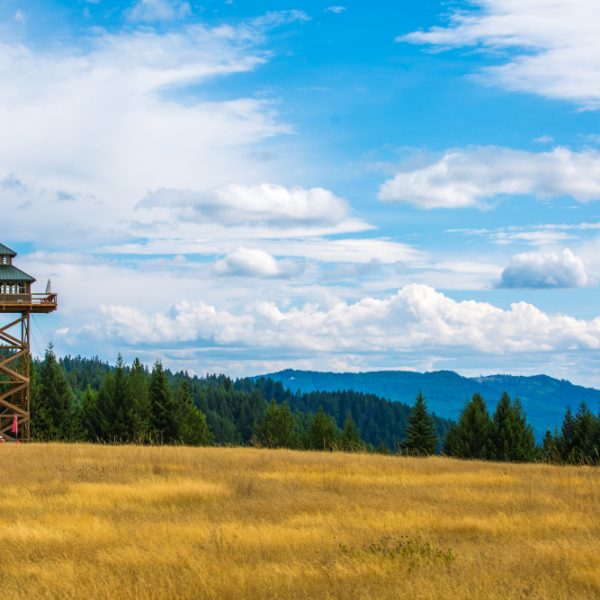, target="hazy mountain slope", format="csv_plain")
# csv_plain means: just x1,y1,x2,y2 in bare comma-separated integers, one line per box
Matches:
260,370,600,438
